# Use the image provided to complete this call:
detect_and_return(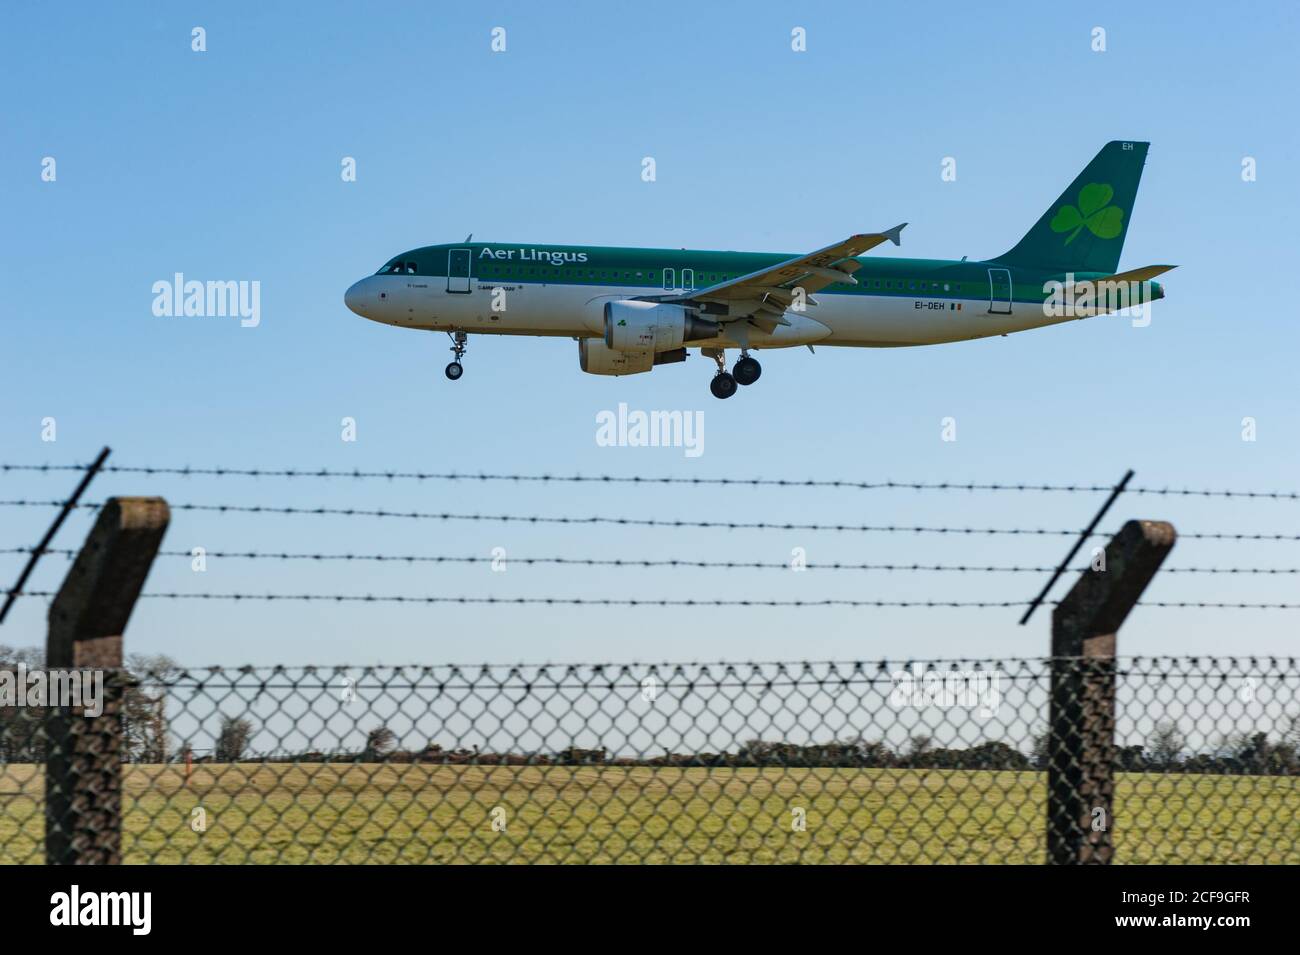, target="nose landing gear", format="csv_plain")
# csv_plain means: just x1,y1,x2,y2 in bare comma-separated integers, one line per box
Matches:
445,330,467,380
